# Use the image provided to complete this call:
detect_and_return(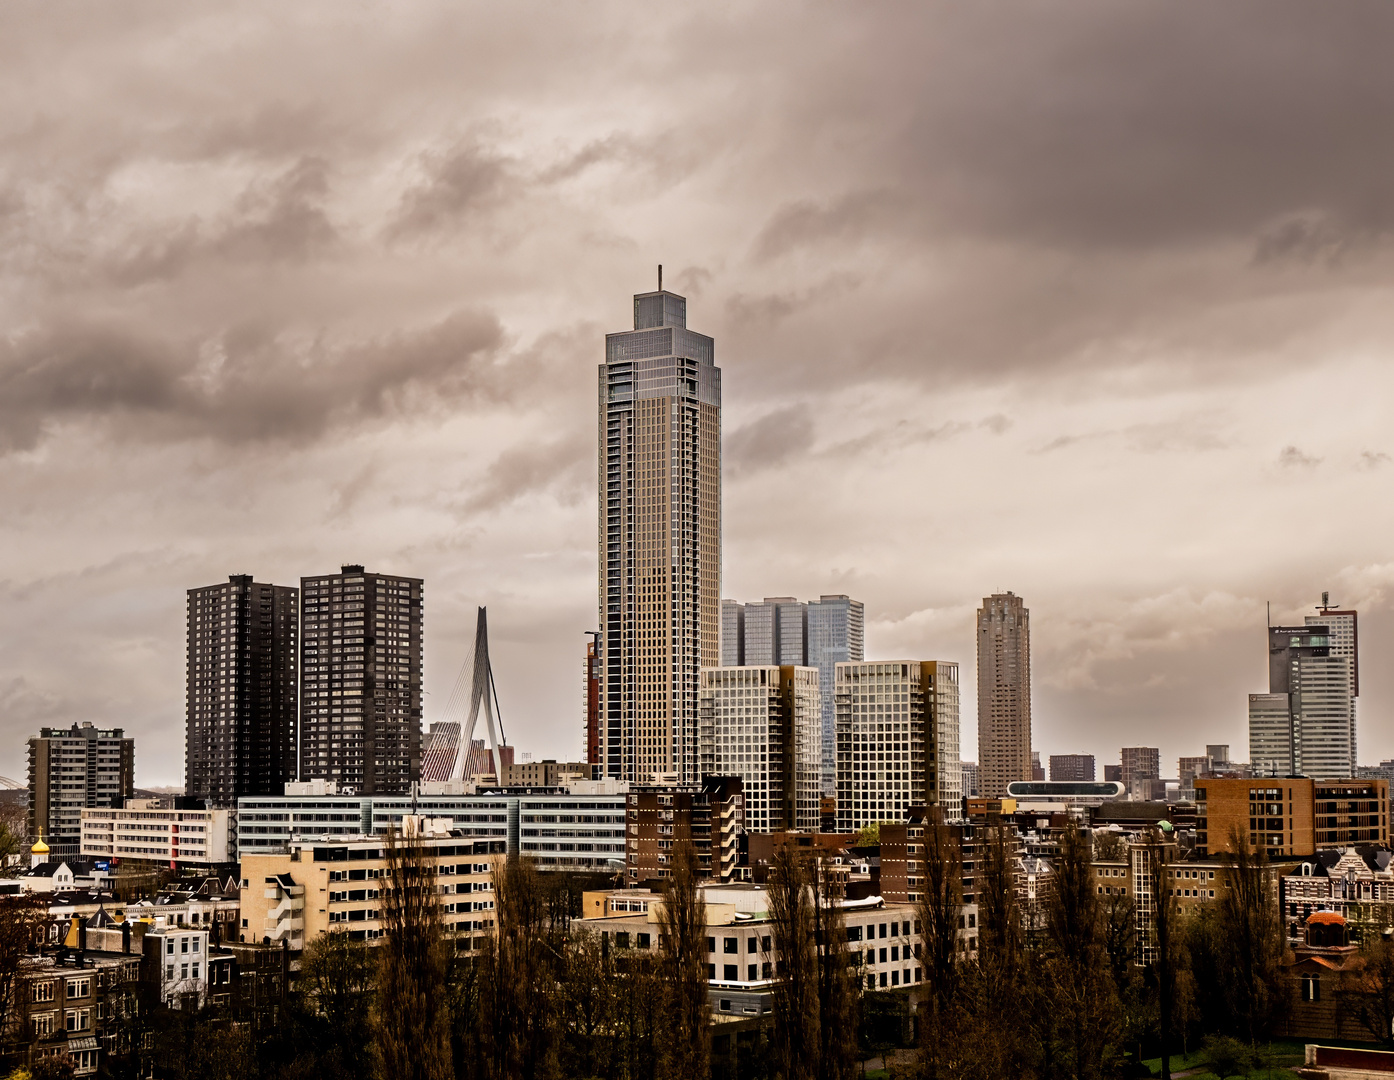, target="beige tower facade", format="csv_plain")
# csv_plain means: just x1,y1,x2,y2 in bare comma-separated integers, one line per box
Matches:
977,592,1031,798
599,285,721,782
